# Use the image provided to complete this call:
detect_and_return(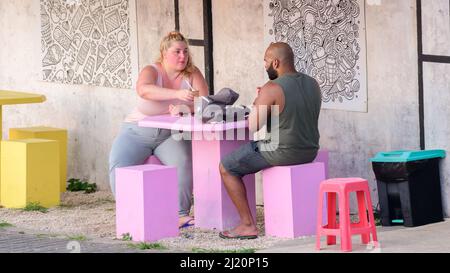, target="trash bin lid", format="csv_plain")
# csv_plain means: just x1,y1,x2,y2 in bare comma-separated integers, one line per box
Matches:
370,149,446,162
